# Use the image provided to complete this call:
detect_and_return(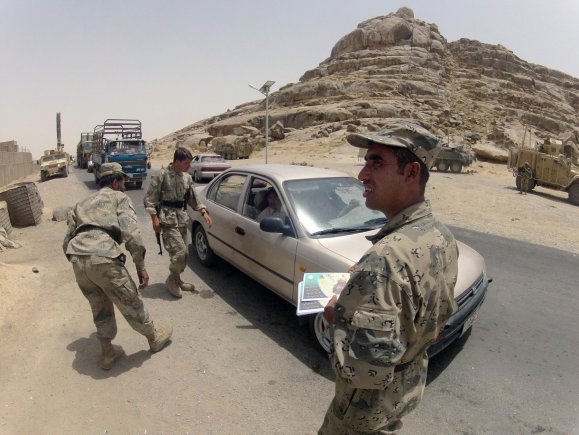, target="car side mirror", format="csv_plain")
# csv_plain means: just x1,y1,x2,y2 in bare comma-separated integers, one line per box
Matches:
260,217,294,236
